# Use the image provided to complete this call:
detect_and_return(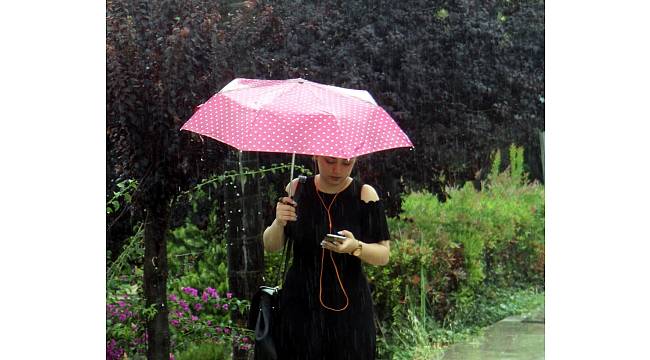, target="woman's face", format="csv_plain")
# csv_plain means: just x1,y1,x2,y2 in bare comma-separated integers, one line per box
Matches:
315,156,357,187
